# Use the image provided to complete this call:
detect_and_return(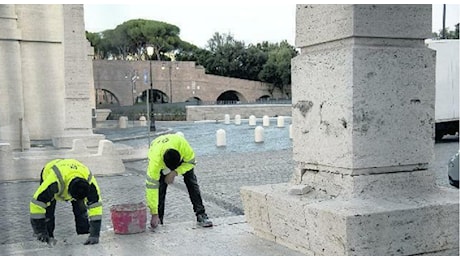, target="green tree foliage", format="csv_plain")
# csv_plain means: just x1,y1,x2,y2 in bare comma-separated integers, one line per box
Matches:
200,32,248,78
85,31,103,59
432,24,460,39
86,19,186,60
196,33,298,95
174,41,201,61
258,40,297,95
